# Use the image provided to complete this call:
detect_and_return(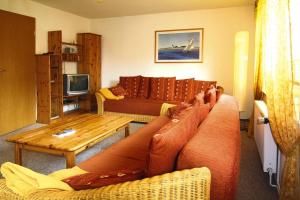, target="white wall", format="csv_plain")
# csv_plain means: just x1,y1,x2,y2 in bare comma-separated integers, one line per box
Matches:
90,6,255,118
0,0,90,73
